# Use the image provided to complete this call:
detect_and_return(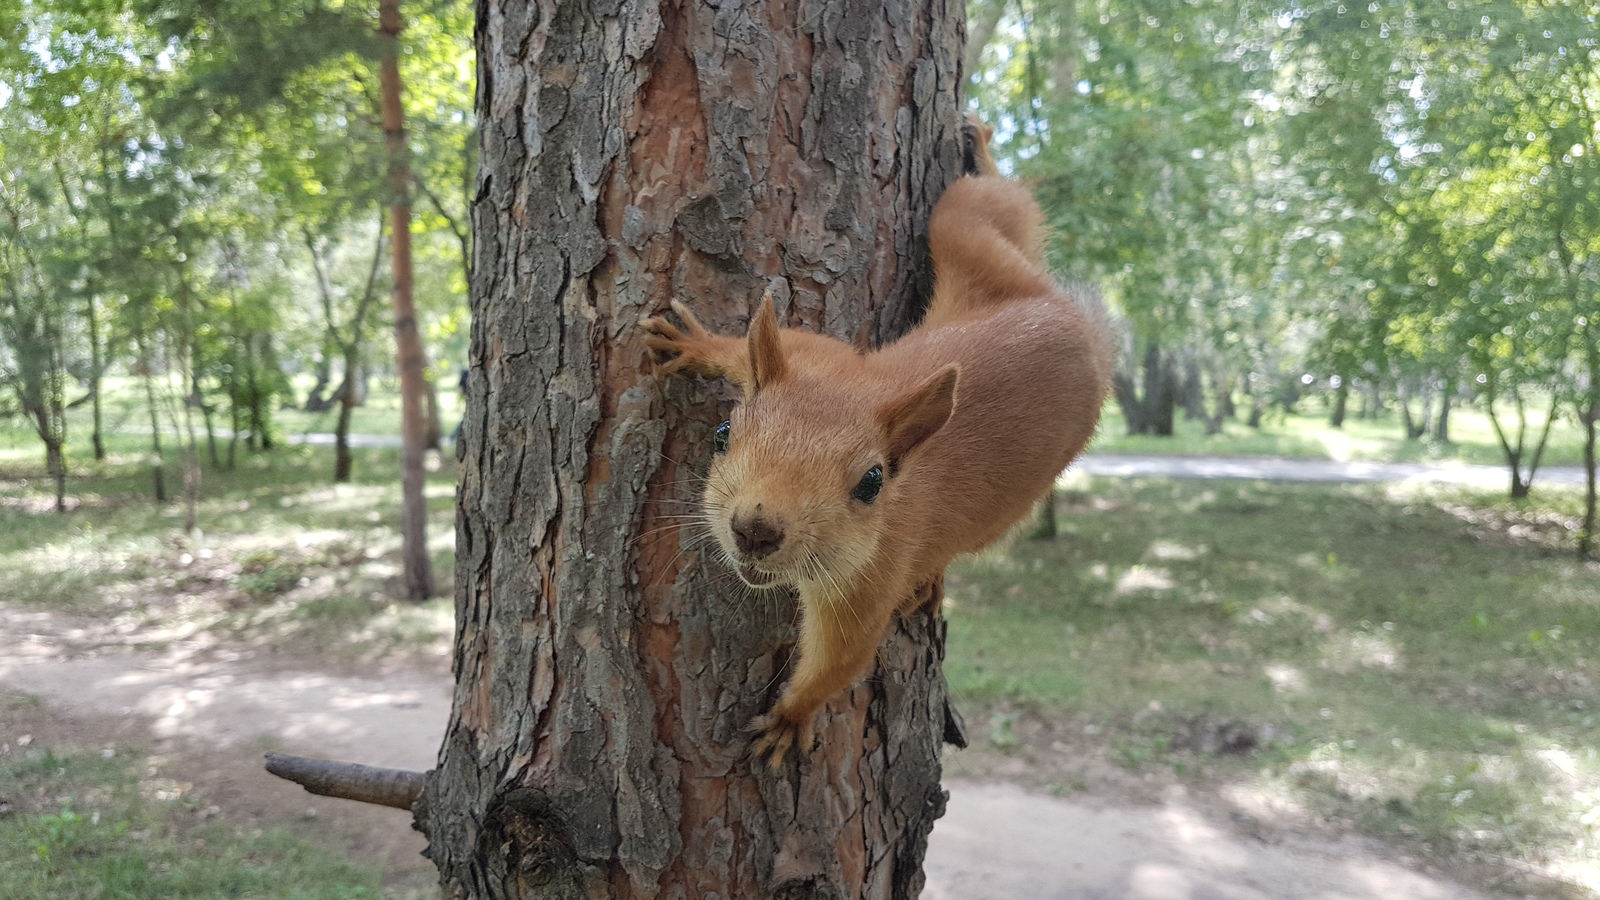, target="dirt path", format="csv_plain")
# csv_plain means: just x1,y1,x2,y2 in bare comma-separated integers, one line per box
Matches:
0,606,1494,899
